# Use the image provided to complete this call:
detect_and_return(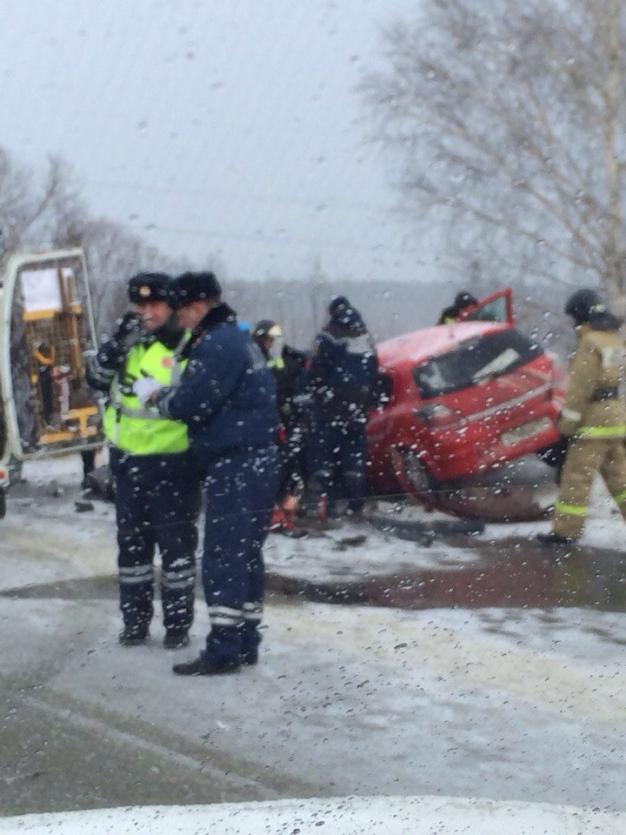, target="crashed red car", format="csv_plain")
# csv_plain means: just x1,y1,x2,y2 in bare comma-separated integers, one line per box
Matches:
366,290,564,518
